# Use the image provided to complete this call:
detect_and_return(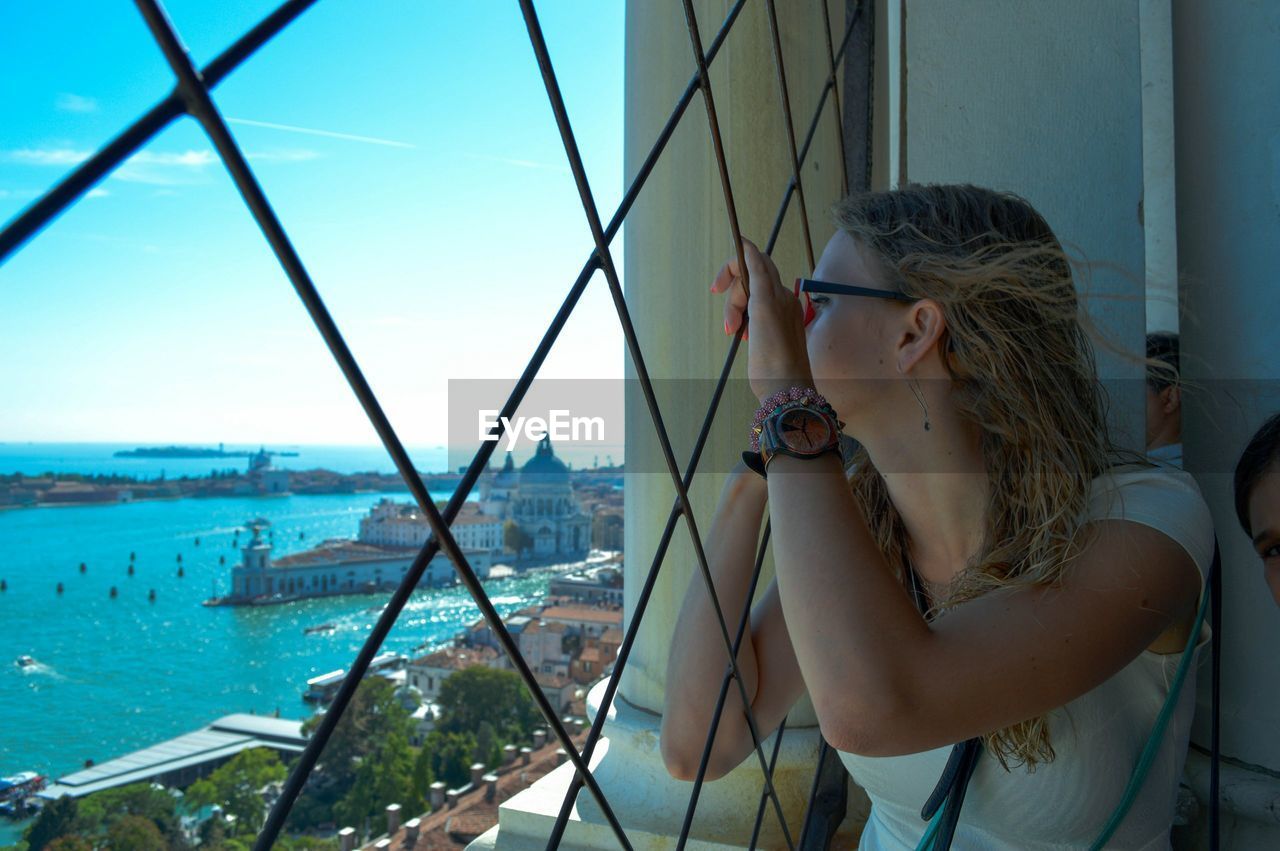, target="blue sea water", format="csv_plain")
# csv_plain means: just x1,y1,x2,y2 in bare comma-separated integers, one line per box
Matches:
0,485,563,843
